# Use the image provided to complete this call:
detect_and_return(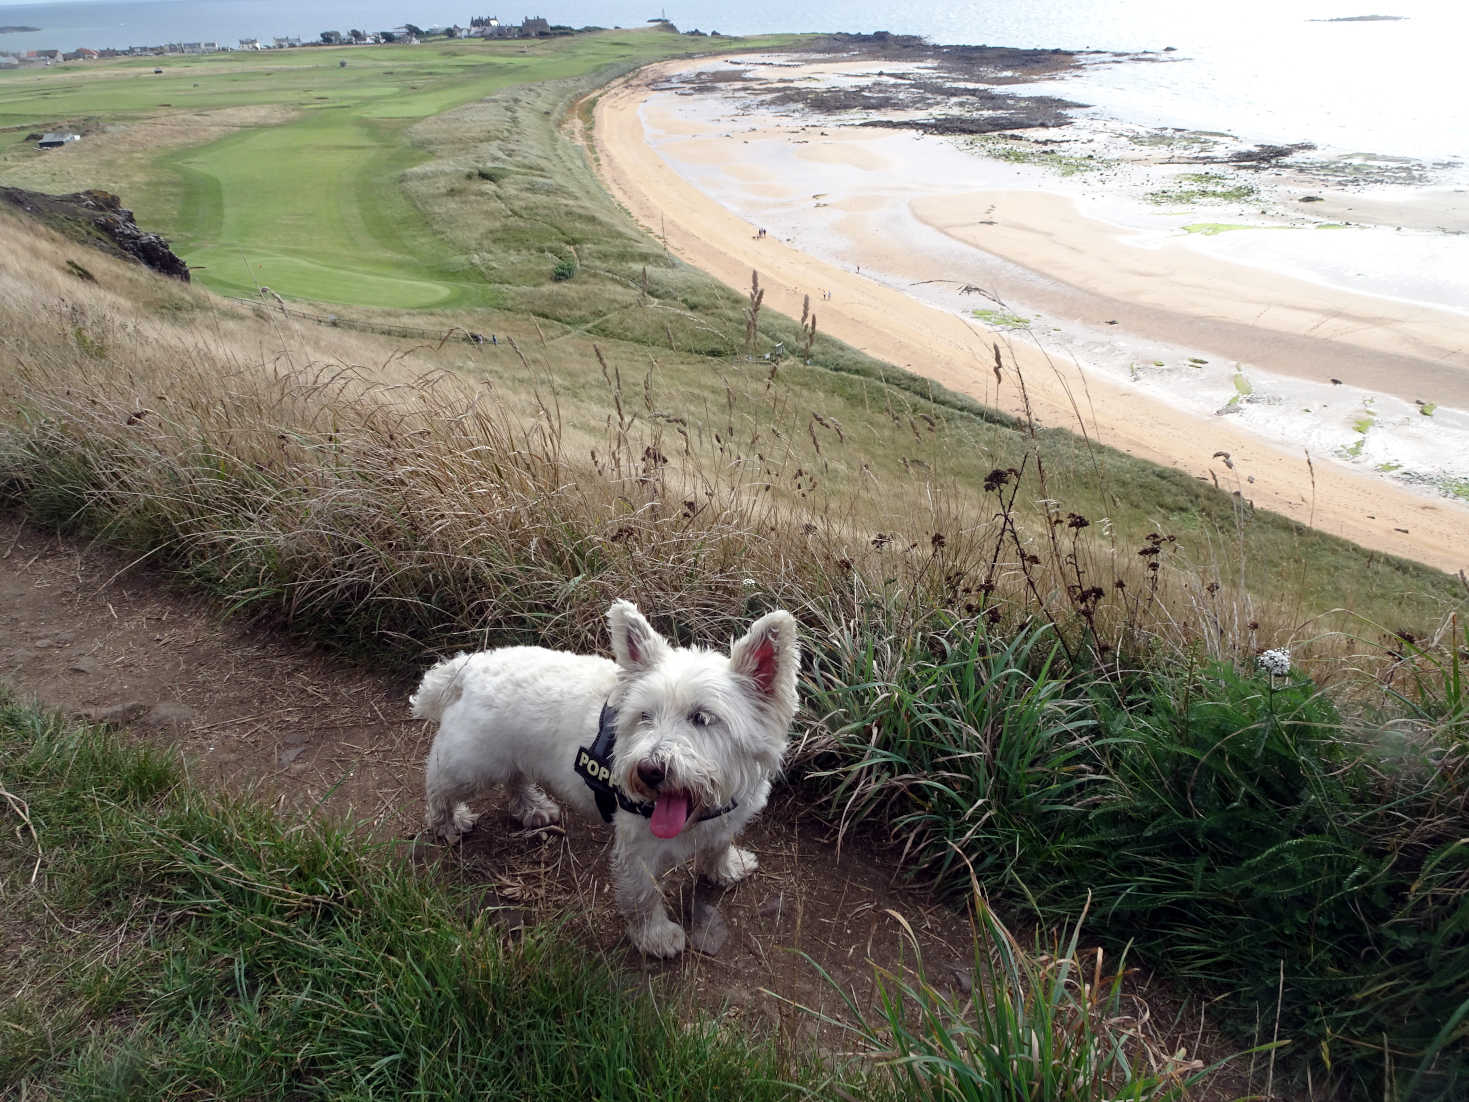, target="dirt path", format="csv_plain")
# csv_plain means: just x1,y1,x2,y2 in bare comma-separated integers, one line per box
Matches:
0,513,987,1041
